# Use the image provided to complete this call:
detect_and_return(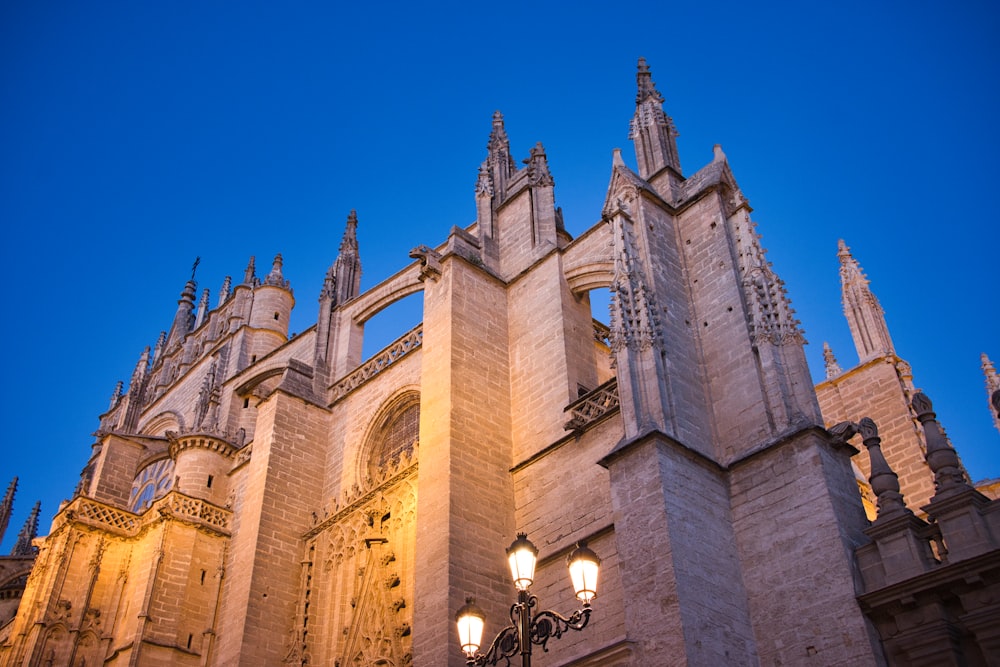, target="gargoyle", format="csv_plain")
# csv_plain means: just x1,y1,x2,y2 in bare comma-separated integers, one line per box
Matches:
408,244,442,282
